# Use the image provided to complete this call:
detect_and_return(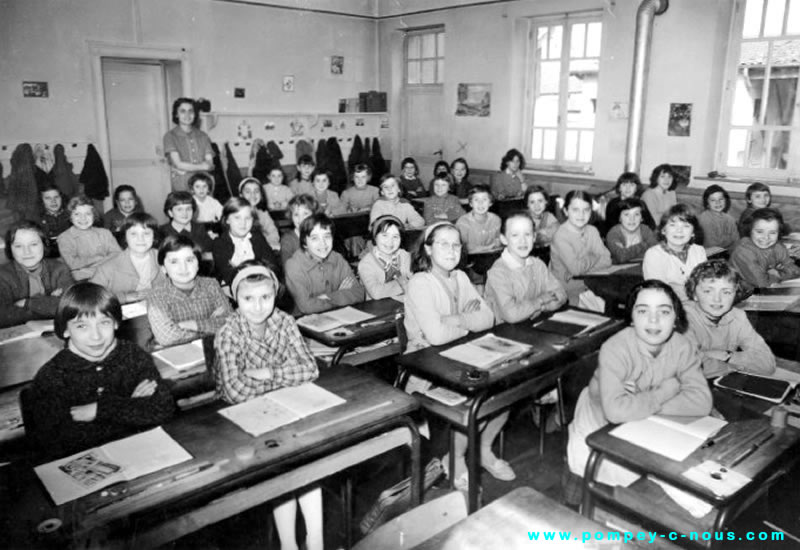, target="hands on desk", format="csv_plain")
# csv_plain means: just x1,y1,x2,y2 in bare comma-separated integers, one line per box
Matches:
131,379,158,398
71,402,97,422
